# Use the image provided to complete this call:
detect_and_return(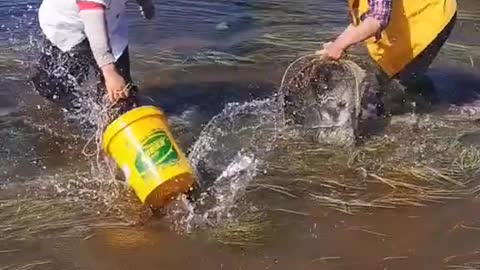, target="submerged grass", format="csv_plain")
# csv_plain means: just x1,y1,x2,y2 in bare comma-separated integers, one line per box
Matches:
458,9,480,22
0,170,141,242
206,211,273,247
252,115,480,214
448,262,480,270
439,42,480,68
0,197,135,242
445,250,480,269
0,261,52,270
